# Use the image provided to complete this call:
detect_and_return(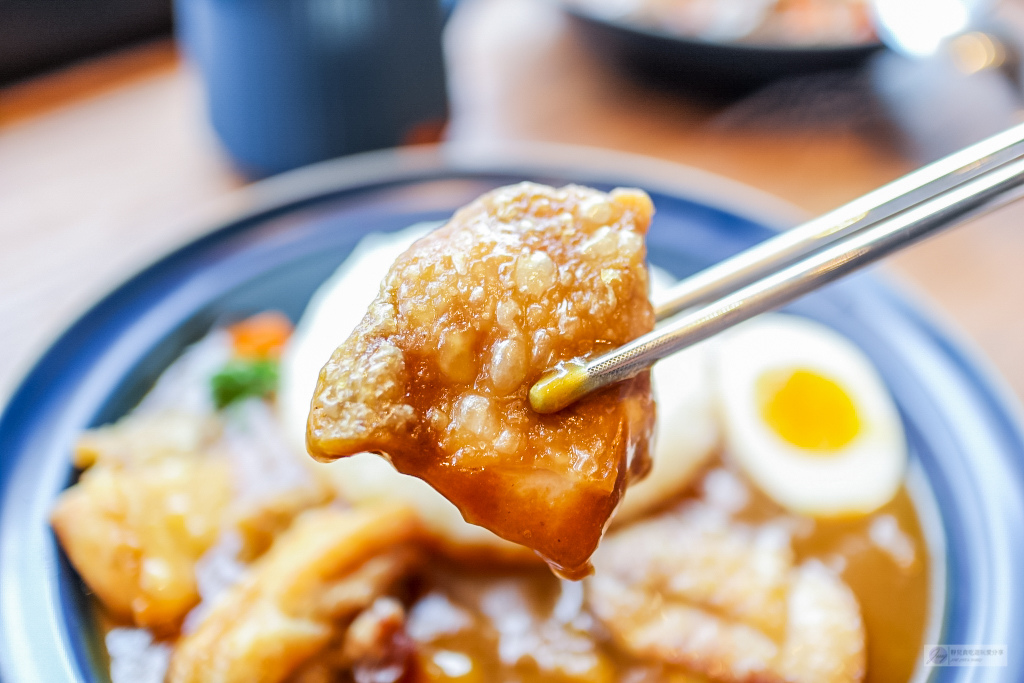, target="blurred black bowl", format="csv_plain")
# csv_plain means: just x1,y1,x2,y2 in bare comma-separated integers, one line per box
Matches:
565,4,883,99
